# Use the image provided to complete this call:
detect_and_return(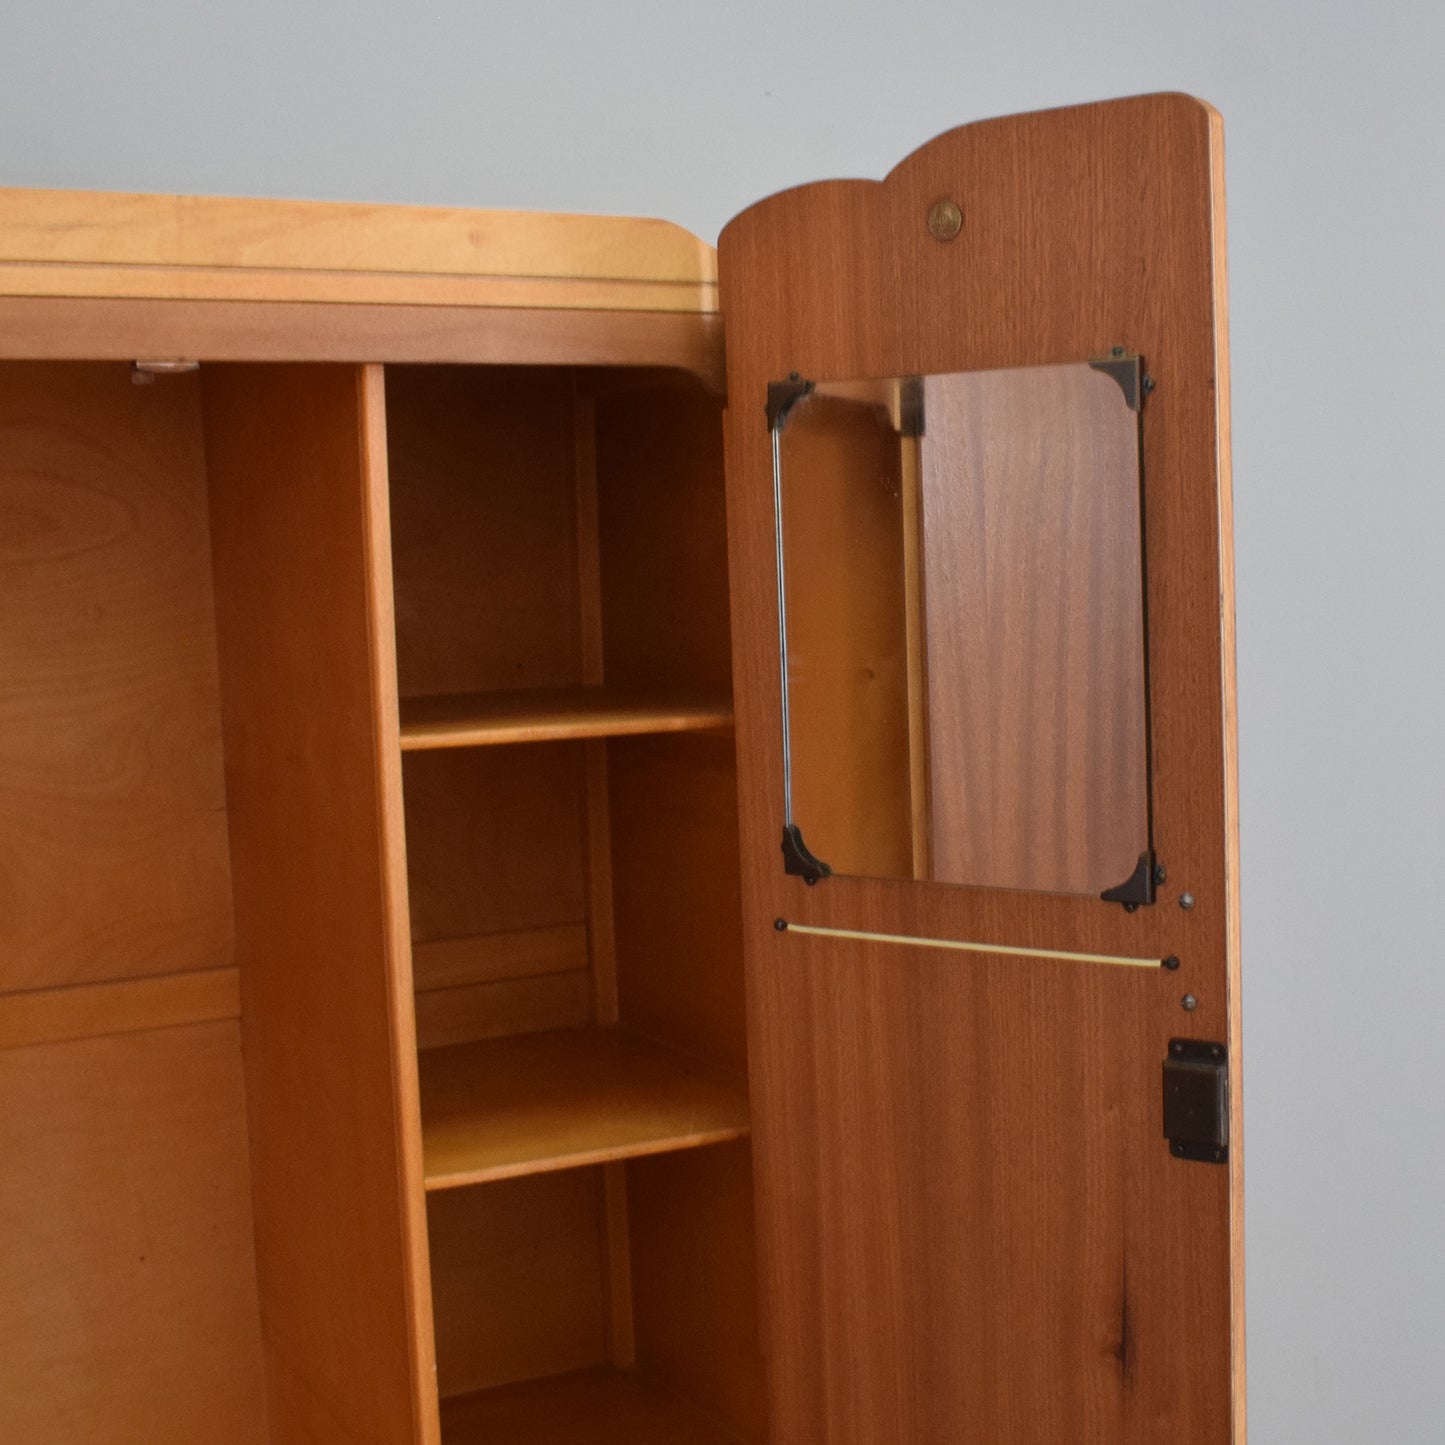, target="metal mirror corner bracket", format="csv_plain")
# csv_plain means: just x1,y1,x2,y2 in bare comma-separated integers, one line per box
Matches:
767,376,815,431
1100,850,1159,911
781,824,831,886
768,357,1156,902
1087,348,1144,412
